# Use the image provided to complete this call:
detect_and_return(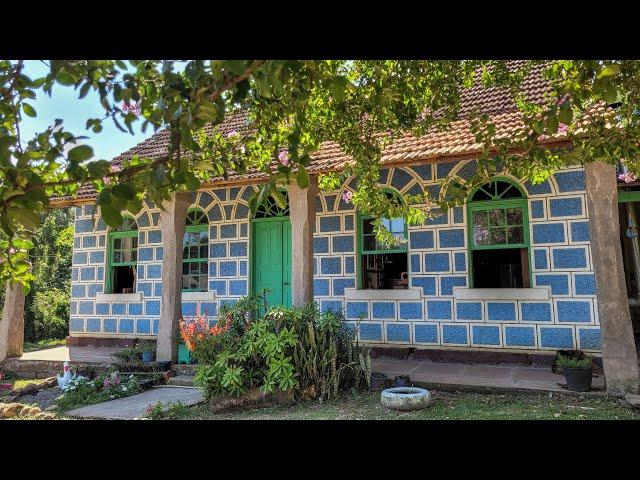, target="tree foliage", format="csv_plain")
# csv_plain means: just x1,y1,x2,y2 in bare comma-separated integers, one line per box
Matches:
0,59,634,287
